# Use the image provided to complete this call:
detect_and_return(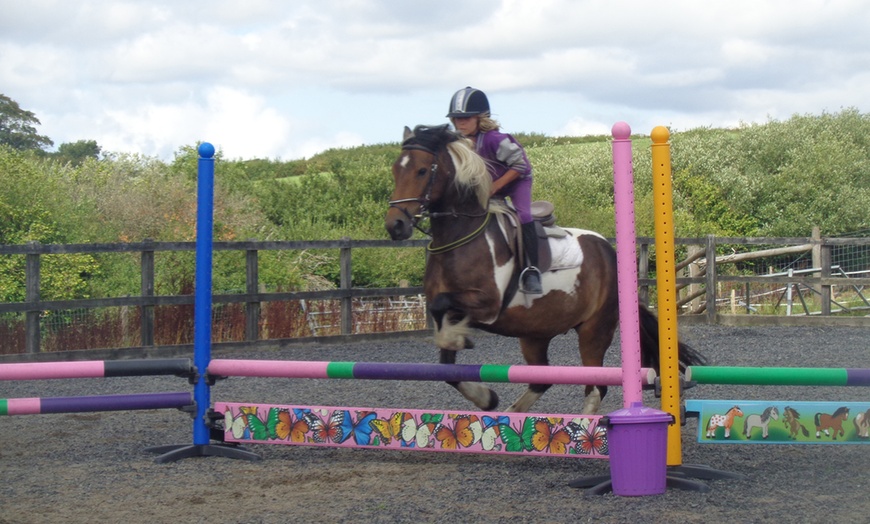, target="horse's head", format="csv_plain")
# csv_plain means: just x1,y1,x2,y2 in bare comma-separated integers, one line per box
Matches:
385,125,490,240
